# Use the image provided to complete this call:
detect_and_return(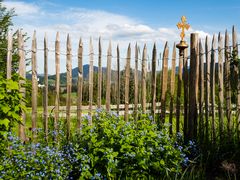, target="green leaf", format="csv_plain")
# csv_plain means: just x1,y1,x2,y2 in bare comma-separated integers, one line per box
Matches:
0,118,10,127
1,105,10,114
6,80,19,90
